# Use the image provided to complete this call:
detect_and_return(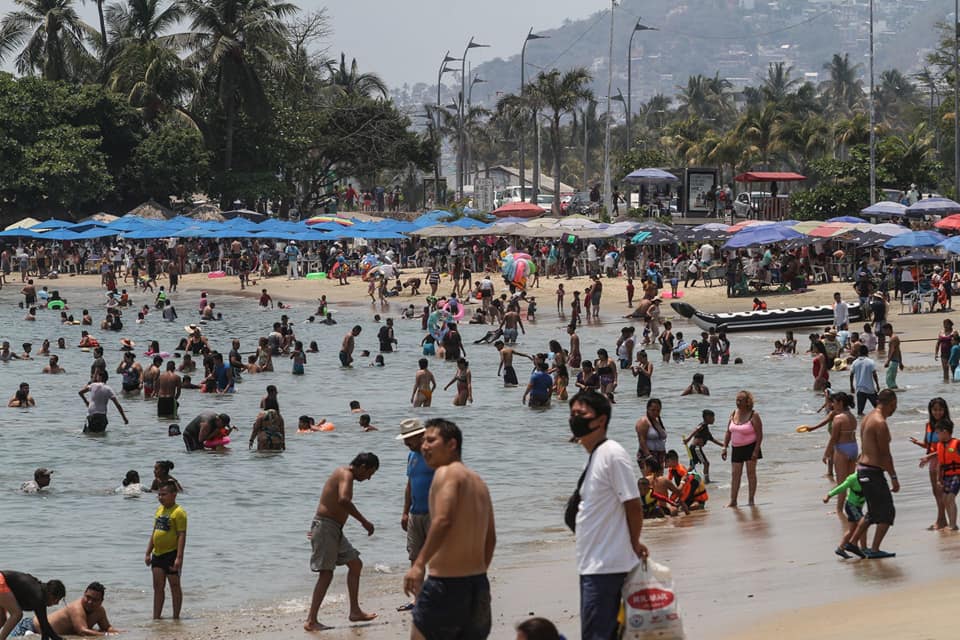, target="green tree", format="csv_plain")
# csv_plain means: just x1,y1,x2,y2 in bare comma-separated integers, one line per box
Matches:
0,0,94,81
183,0,297,171
127,118,209,199
820,53,863,115
761,62,799,104
324,52,387,99
526,67,592,214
